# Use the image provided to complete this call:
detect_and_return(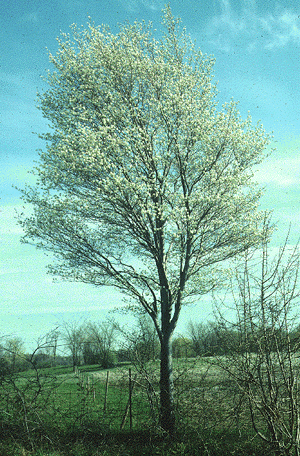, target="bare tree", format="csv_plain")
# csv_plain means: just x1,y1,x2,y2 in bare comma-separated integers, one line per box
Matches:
215,222,300,455
43,328,60,366
3,337,25,373
83,320,117,368
19,7,270,433
62,321,85,371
